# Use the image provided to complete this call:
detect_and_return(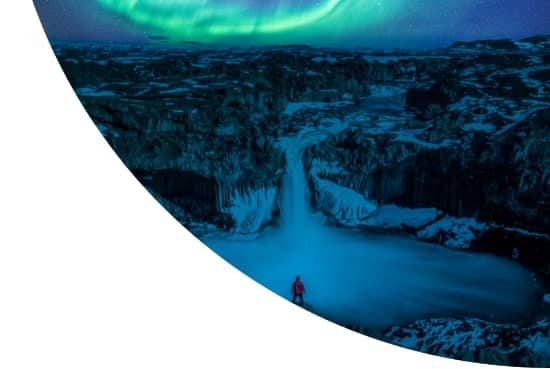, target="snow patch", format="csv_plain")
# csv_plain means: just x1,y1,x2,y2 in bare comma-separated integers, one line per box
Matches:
284,102,329,115
395,132,458,149
462,123,496,133
159,87,189,94
77,87,116,97
314,178,377,226
417,216,488,248
370,85,406,97
364,205,441,230
283,101,352,116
